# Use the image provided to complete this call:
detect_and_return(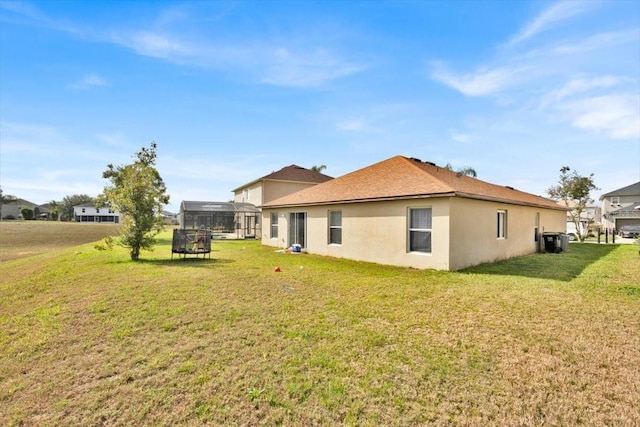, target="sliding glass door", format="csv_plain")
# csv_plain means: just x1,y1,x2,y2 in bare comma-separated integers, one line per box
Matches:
288,212,307,248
